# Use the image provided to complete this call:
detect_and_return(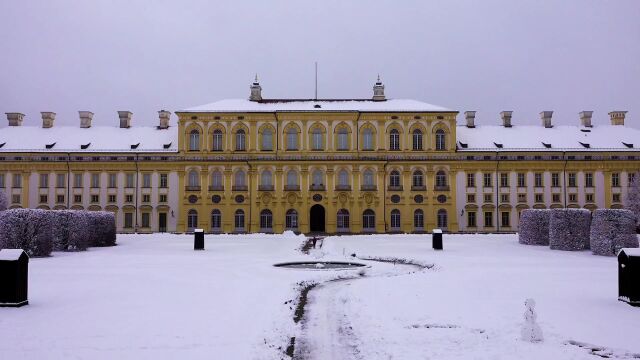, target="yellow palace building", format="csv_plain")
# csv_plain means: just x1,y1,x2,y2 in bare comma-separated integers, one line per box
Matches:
1,78,639,234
